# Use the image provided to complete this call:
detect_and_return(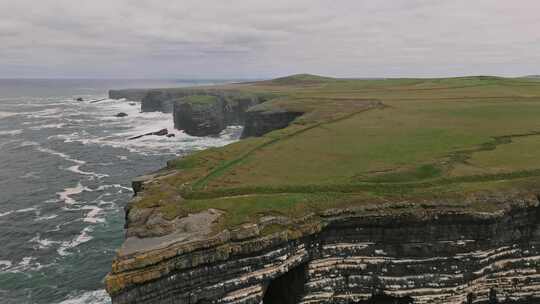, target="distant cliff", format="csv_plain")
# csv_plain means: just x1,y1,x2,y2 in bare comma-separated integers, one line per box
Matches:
108,89,149,102
109,87,300,137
